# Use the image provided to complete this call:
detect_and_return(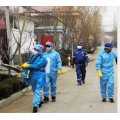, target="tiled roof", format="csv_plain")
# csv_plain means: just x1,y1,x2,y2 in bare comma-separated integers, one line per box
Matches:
30,6,77,12
31,6,53,12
